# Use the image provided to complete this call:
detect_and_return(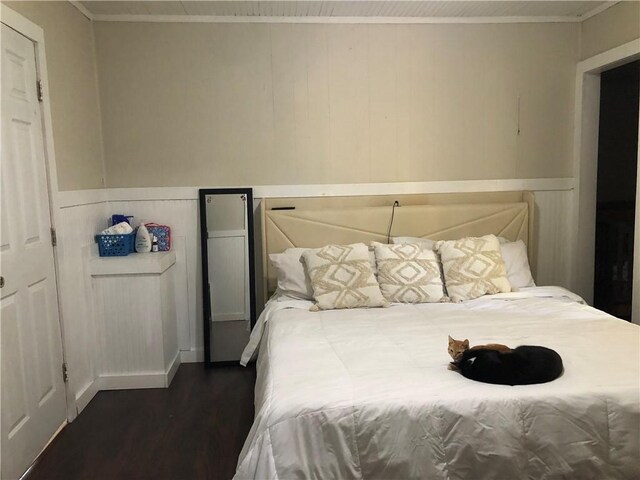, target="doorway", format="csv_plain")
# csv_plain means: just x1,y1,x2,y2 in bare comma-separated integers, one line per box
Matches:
1,19,68,480
593,61,639,320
